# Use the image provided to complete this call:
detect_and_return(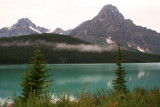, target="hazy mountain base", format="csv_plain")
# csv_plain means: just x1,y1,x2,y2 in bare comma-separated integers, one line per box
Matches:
1,45,160,64
0,34,160,64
